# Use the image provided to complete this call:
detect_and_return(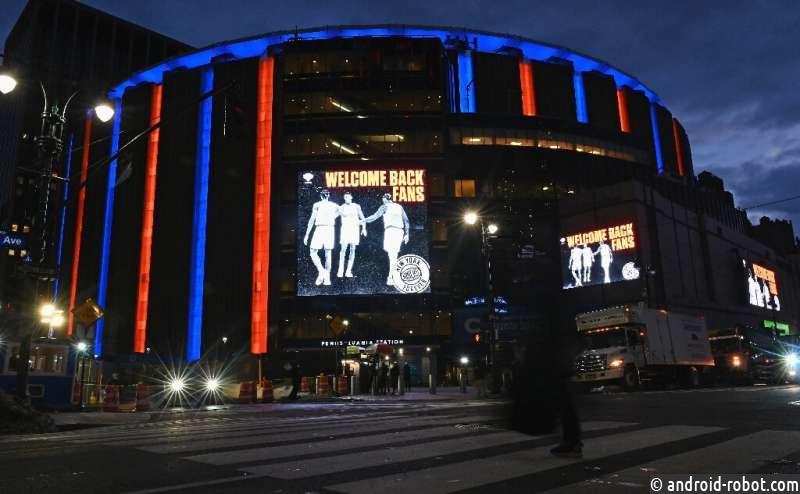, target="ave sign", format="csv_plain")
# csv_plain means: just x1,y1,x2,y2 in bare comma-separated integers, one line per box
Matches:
0,230,25,248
